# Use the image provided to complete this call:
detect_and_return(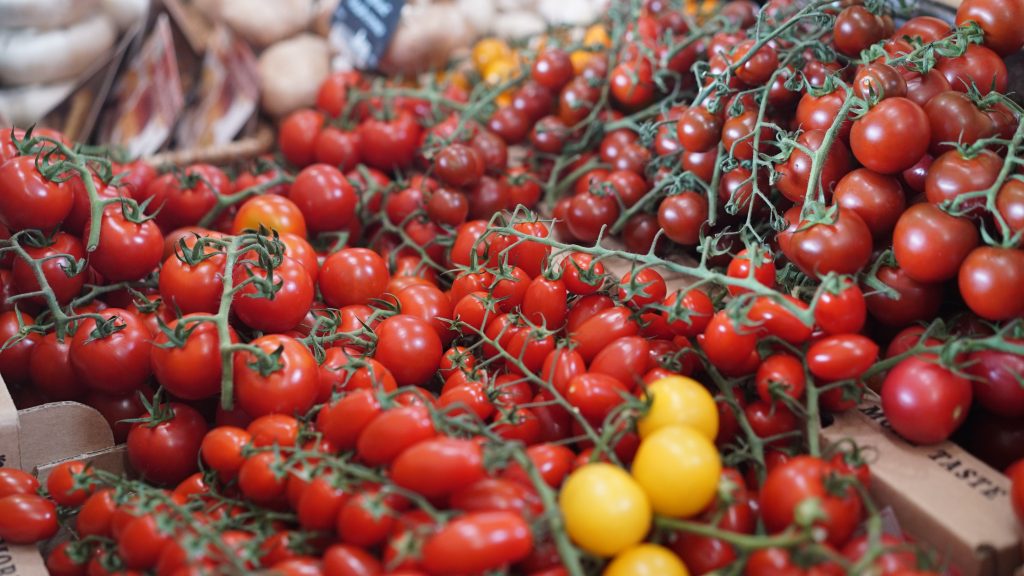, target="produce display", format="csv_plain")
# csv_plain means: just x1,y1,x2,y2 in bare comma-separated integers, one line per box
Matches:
0,0,1023,575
